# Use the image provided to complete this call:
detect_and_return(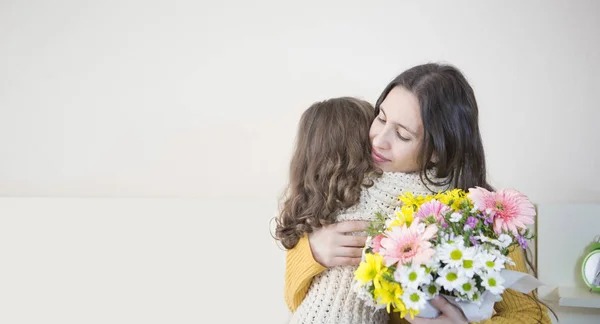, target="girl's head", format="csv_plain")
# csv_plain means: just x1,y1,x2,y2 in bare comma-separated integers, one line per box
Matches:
276,97,378,249
370,63,491,190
